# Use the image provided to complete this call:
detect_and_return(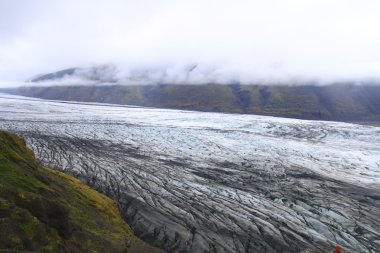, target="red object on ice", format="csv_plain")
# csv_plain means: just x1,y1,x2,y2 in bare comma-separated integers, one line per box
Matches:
336,245,341,253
